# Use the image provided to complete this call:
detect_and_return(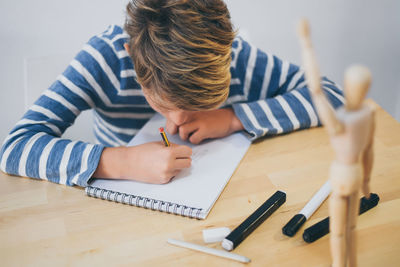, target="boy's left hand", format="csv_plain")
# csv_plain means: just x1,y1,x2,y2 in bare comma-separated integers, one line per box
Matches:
167,108,244,144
